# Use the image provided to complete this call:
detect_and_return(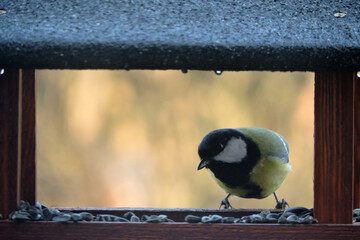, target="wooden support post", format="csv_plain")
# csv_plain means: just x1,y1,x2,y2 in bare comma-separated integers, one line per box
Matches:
20,69,36,205
0,69,36,218
0,69,20,218
354,73,360,209
314,72,354,224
